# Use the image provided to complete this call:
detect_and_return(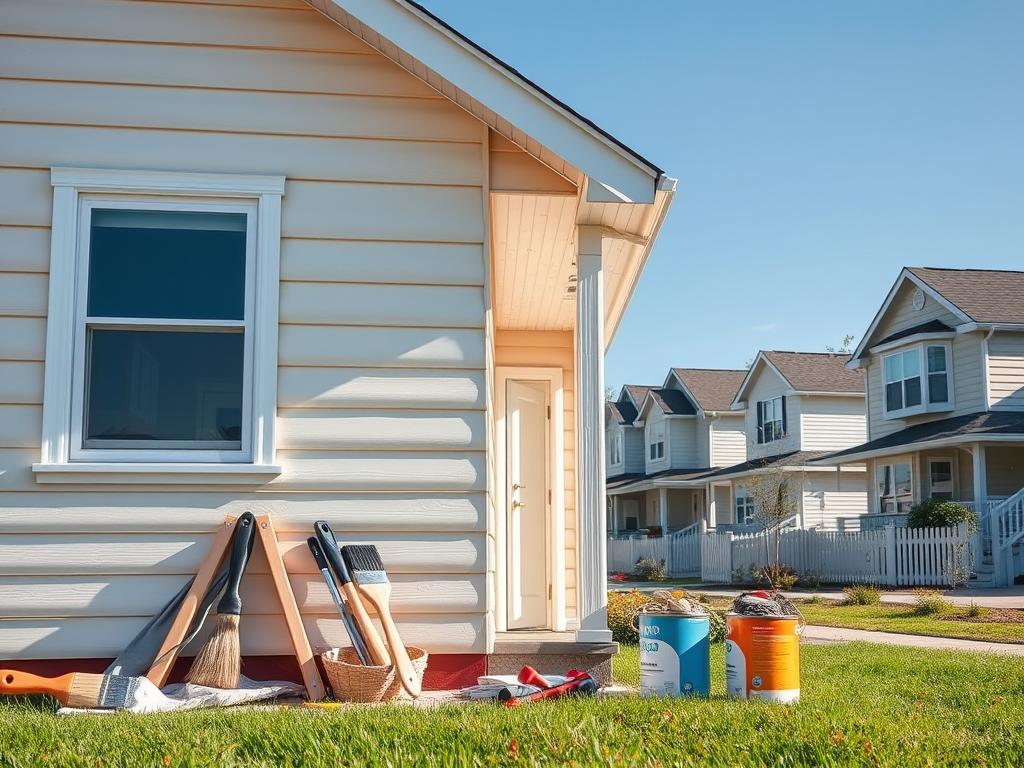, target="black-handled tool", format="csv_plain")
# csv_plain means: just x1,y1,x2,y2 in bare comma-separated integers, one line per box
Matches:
219,512,256,616
313,521,390,666
307,538,371,666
